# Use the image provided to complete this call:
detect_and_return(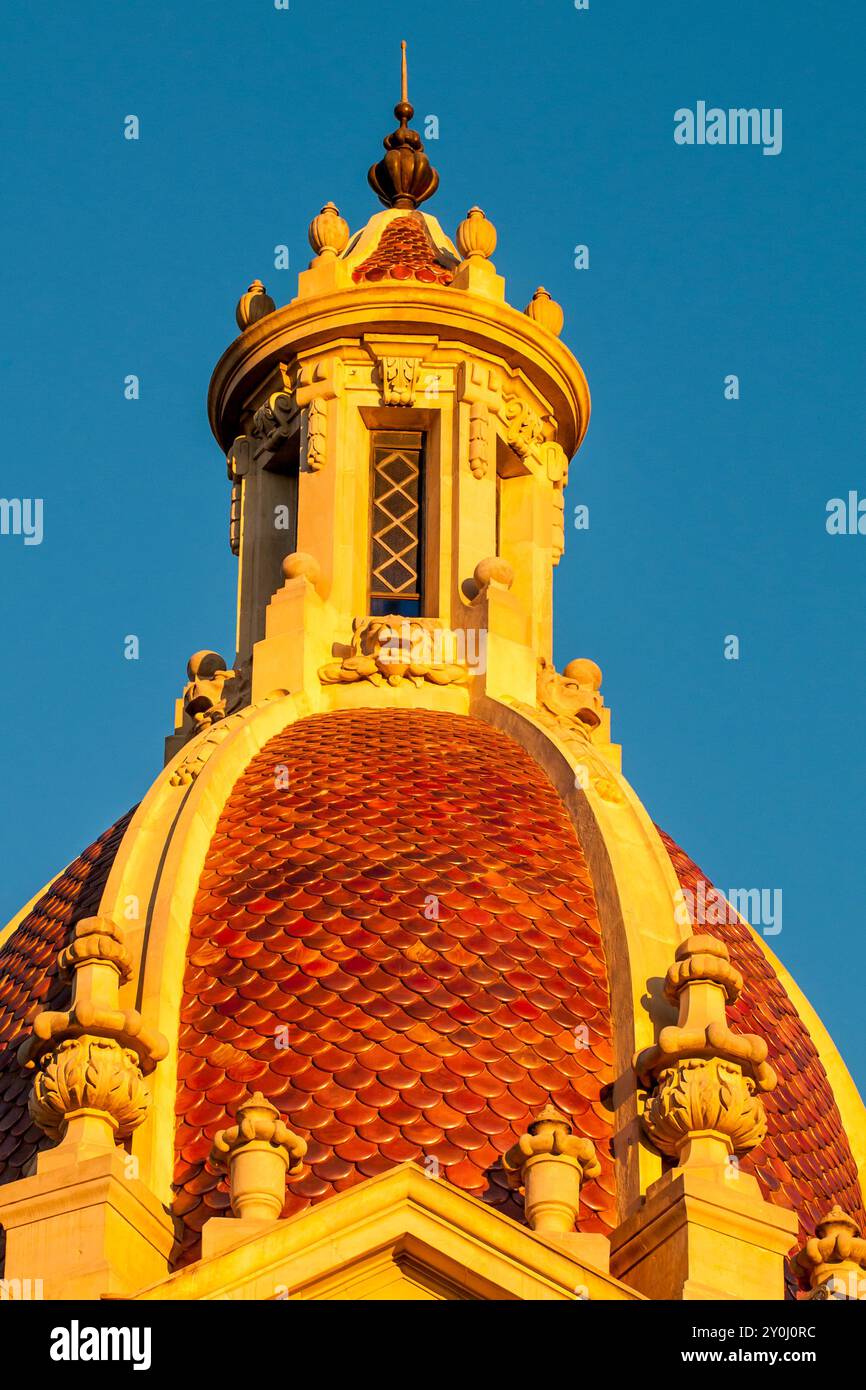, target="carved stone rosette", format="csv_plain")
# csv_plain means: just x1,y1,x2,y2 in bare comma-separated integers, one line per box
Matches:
793,1206,866,1300
18,916,167,1150
635,935,776,1171
210,1092,307,1222
503,1104,601,1235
